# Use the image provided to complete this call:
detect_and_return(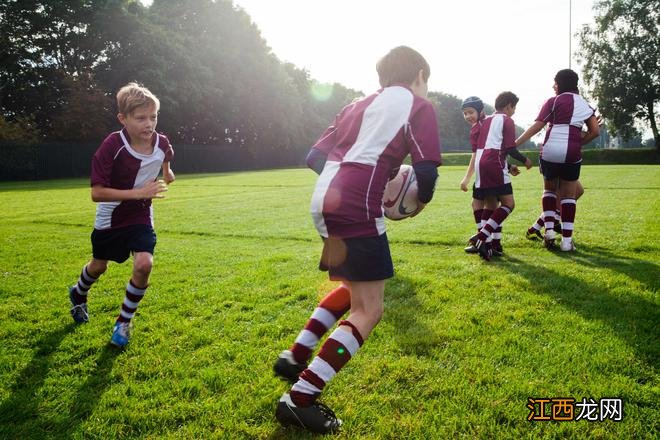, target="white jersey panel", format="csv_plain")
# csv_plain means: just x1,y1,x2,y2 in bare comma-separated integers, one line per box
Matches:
543,125,570,163
484,114,504,151
570,94,594,127
474,149,484,188
94,201,120,229
119,131,165,188
342,86,413,165
311,161,341,238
